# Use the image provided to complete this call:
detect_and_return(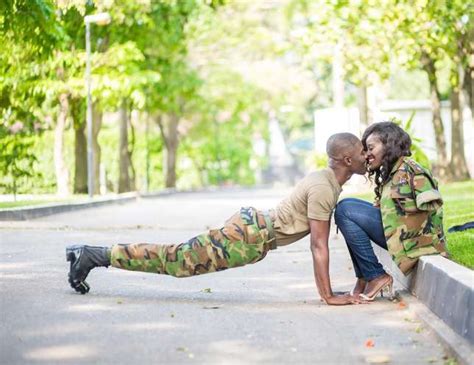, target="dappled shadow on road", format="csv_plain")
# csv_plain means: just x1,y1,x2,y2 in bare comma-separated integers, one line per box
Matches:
0,209,447,364
22,344,97,363
201,340,277,364
68,289,323,310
